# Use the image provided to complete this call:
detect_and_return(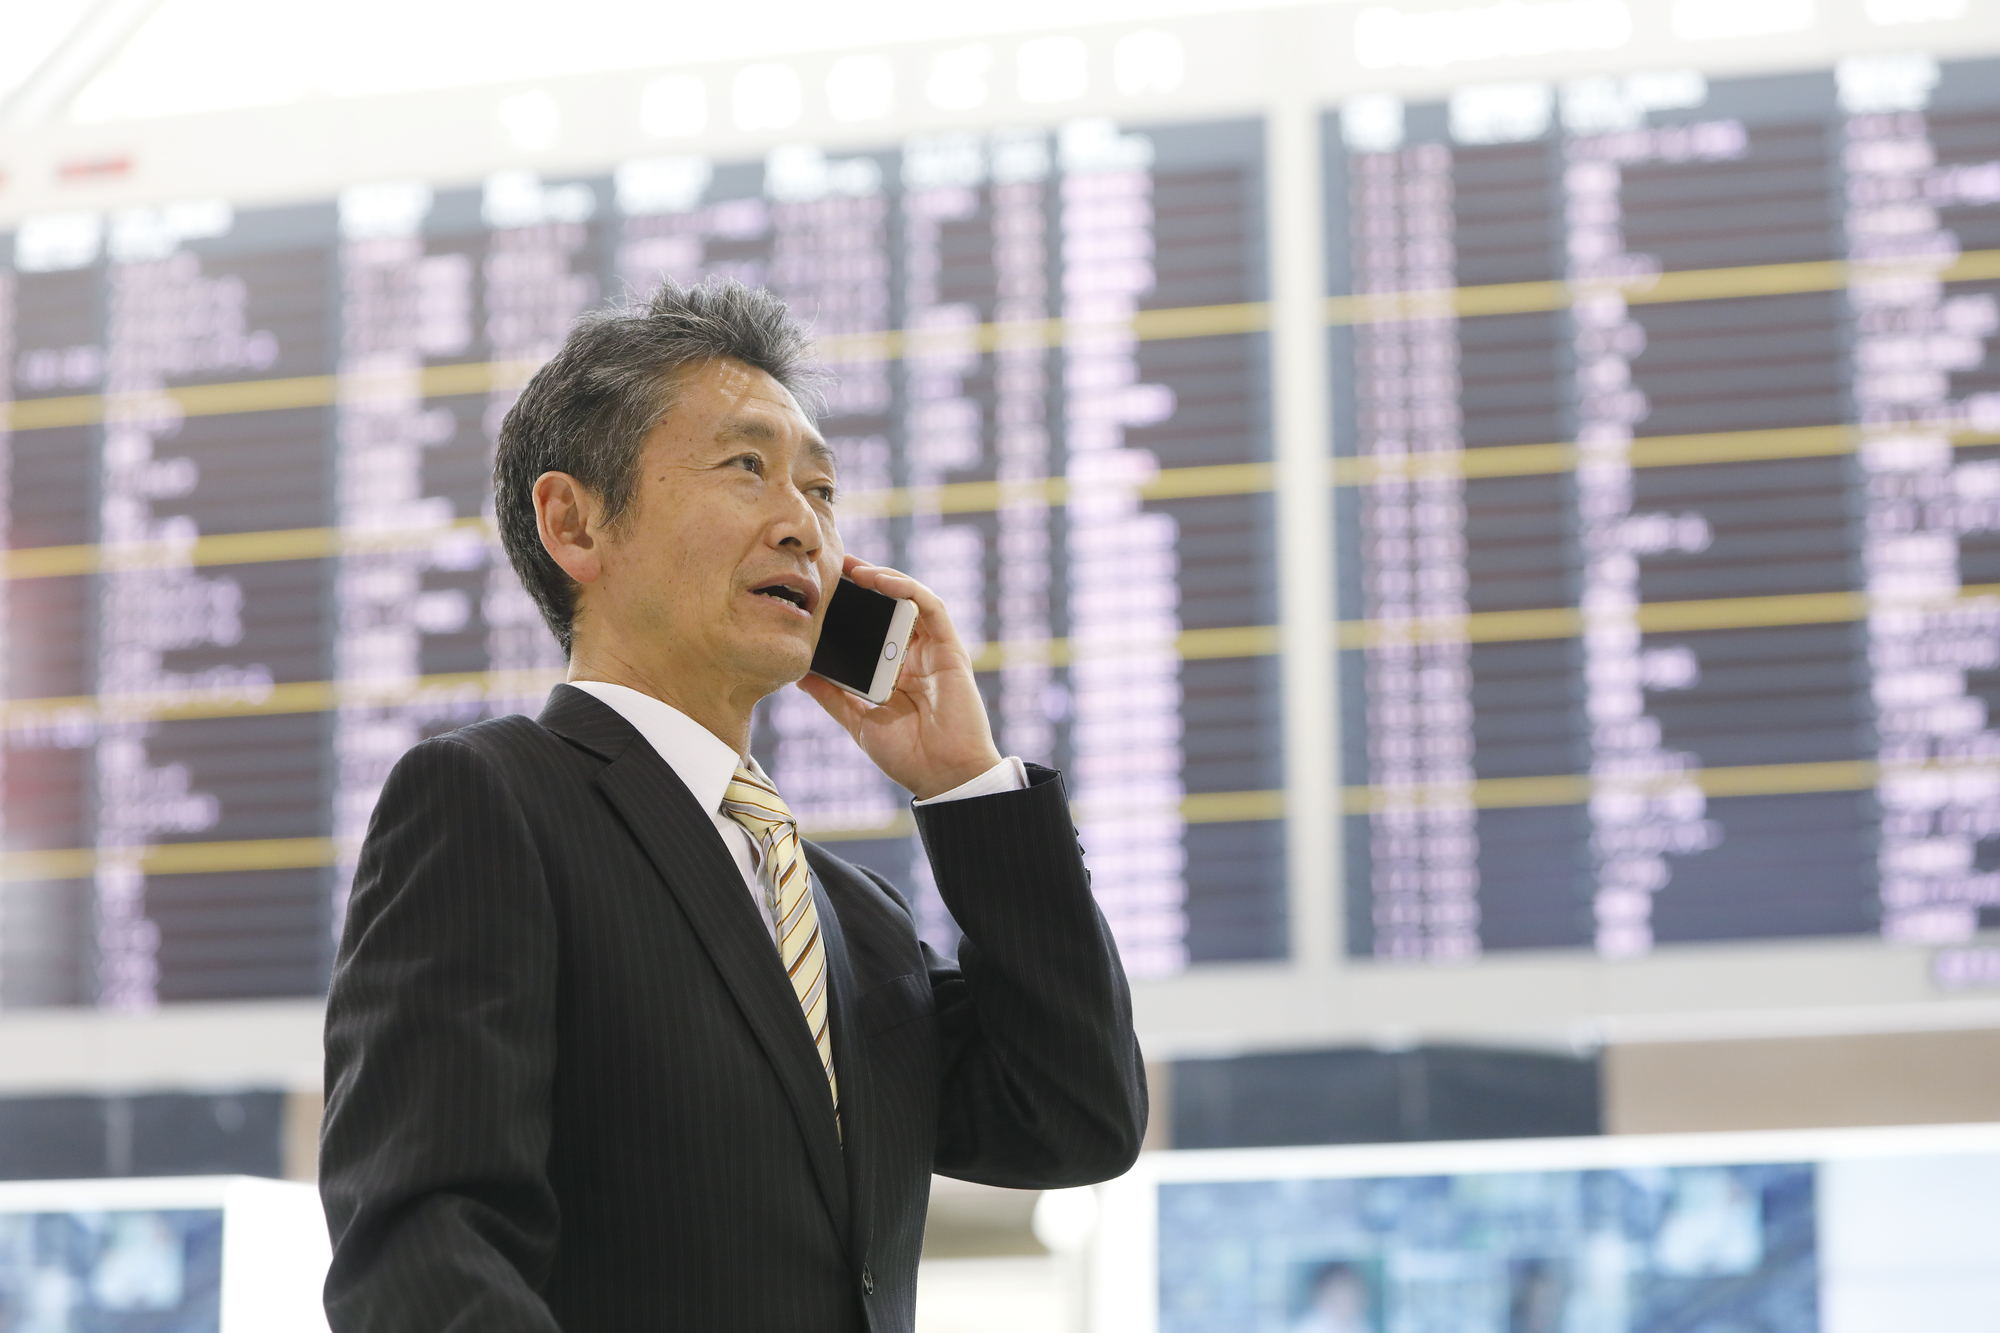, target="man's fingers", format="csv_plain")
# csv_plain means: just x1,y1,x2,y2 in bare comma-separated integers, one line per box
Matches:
839,563,982,682
797,673,871,735
843,559,934,608
841,561,959,647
